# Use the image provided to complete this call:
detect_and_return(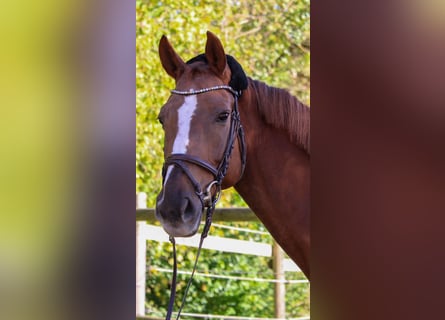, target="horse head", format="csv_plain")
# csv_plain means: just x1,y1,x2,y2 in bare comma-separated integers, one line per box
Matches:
155,31,247,237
